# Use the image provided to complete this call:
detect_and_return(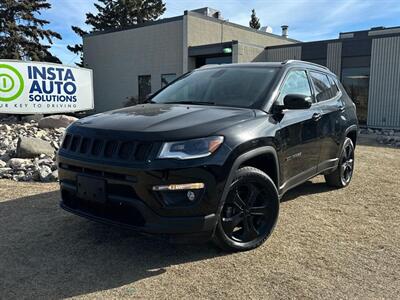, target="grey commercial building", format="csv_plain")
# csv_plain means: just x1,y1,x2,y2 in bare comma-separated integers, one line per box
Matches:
83,7,296,113
265,26,400,128
84,8,400,129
